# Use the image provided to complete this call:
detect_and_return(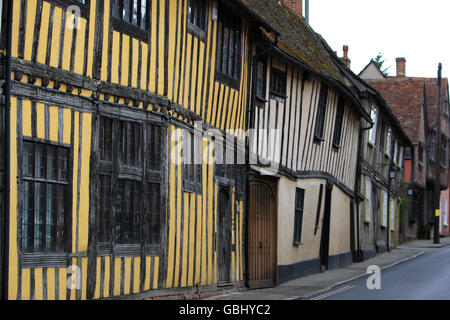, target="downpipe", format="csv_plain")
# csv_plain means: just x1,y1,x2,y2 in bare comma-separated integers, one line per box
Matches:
354,119,373,263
